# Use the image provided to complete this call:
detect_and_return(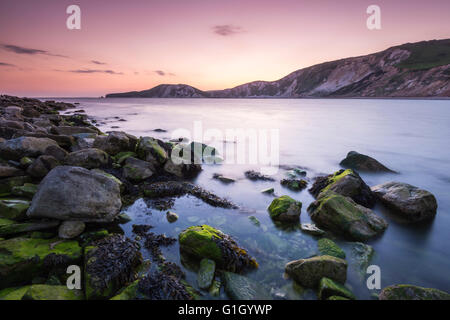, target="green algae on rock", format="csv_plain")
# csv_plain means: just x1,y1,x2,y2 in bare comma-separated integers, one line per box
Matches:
22,284,84,300
197,258,216,290
179,225,258,273
11,183,38,199
317,238,346,259
0,285,31,300
318,277,356,300
0,199,30,220
379,284,450,300
267,195,302,222
0,237,82,289
0,220,59,237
